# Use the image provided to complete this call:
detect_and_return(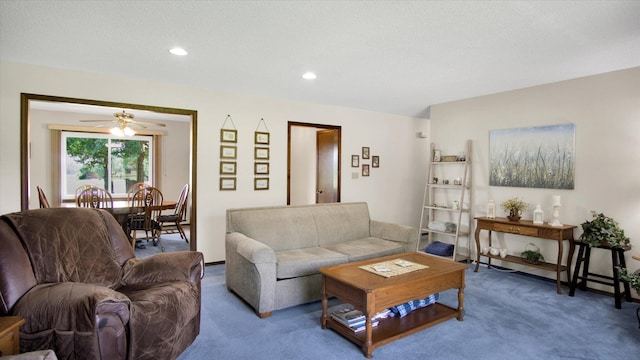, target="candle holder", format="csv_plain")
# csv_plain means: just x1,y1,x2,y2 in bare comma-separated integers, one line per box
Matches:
550,204,563,227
